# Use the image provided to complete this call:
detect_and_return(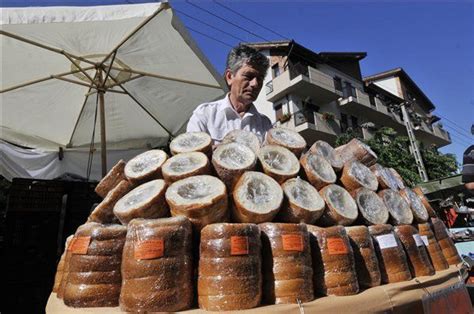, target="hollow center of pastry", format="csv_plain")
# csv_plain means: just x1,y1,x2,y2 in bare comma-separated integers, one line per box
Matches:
308,154,336,181
287,180,323,210
177,181,212,200
262,151,296,172
406,189,428,220
271,129,303,147
129,152,165,175
326,186,357,218
217,146,253,169
115,180,164,212
168,156,200,173
349,162,376,188
246,178,272,204
383,190,412,222
358,192,387,222
177,135,206,149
